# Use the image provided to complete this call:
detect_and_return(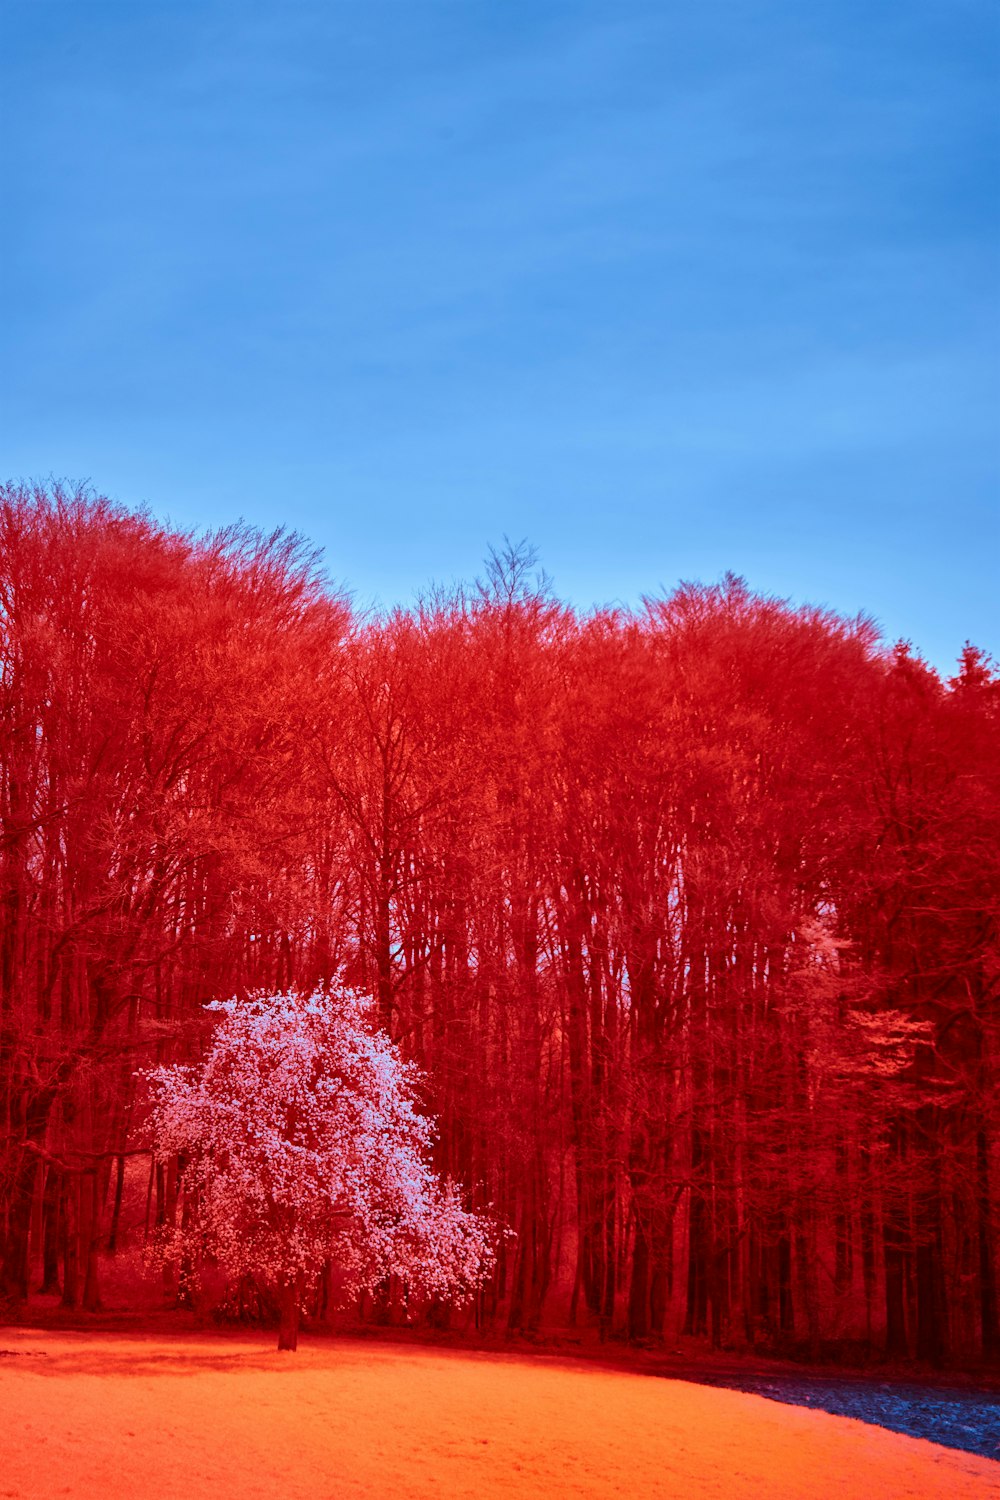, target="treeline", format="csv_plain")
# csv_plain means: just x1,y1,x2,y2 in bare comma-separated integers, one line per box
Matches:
1,483,997,1365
